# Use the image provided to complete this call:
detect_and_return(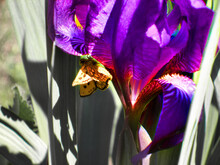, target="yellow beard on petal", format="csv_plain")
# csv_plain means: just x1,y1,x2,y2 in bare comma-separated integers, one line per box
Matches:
159,73,195,95
74,14,83,30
